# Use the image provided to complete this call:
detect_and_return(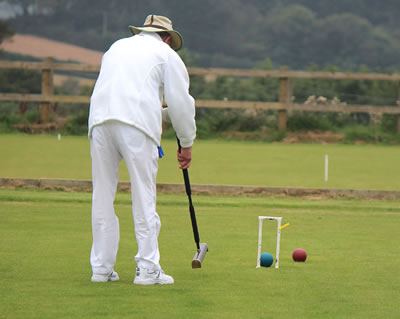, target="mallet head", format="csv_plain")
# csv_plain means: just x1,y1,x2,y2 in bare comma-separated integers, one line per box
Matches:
192,243,208,269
